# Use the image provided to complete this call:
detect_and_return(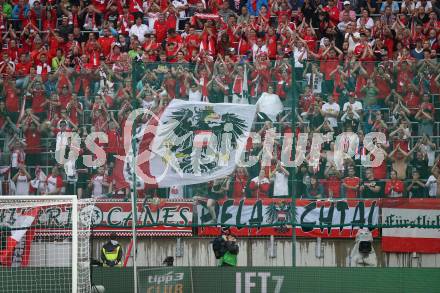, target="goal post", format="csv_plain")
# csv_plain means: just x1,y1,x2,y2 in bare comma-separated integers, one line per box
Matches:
0,195,94,293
